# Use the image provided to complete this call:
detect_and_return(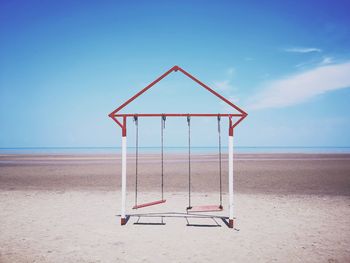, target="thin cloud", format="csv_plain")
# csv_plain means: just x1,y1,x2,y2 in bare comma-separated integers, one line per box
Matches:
244,57,254,61
226,67,235,77
295,56,334,68
284,47,322,53
247,62,350,110
213,67,235,92
213,67,242,113
214,80,232,92
320,56,333,65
